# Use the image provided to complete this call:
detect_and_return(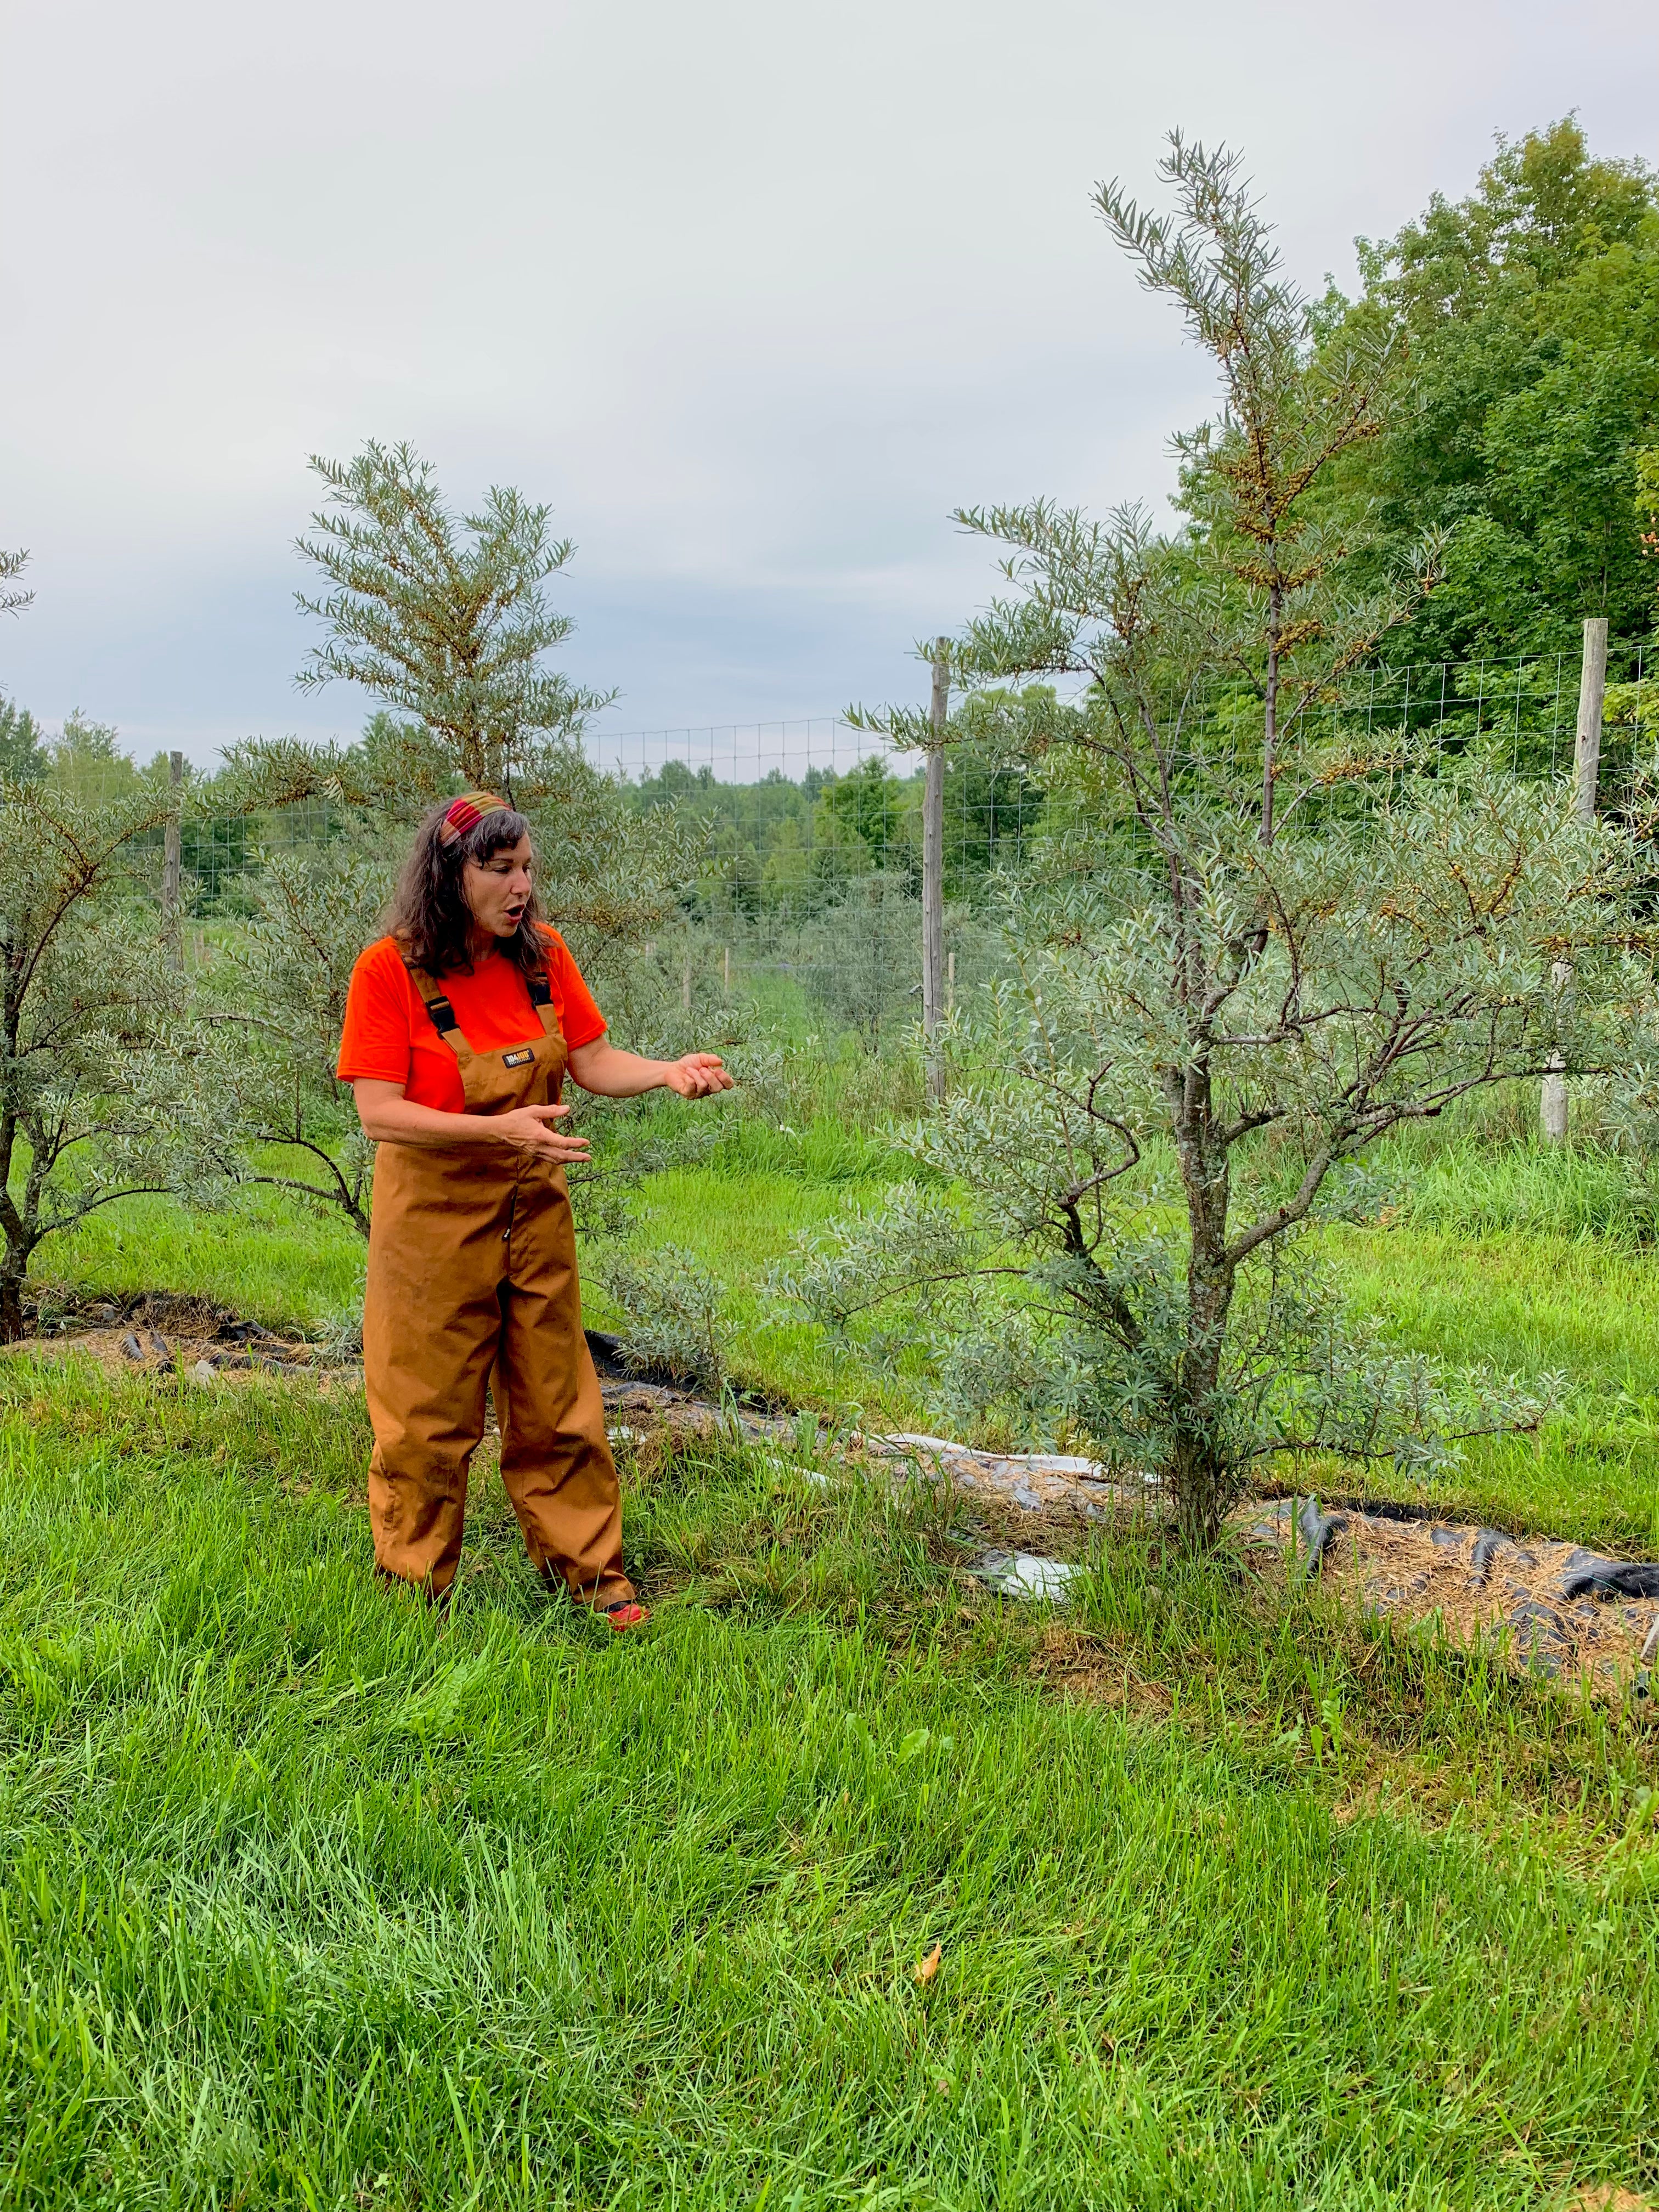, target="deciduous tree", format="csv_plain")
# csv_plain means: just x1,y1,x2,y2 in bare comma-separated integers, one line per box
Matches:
234,444,701,994
0,766,221,1337
1318,120,1659,661
795,136,1640,1544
